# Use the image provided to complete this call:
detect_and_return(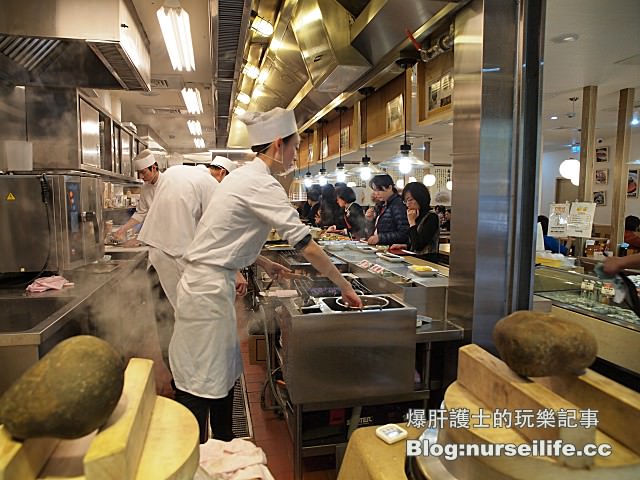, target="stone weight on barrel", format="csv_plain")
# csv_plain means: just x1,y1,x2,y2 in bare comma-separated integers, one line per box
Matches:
493,311,597,377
